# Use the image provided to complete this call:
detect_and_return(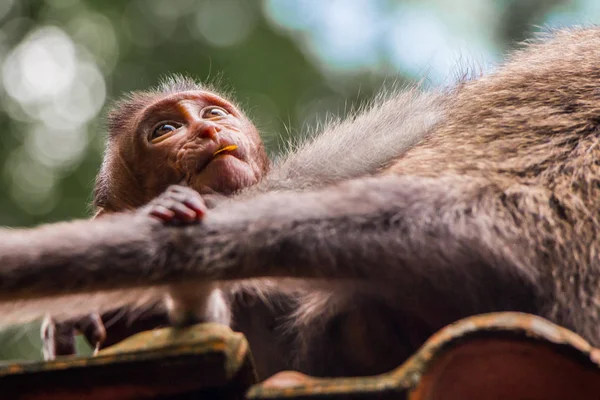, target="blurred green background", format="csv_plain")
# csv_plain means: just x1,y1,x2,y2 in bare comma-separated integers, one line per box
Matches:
0,0,596,360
